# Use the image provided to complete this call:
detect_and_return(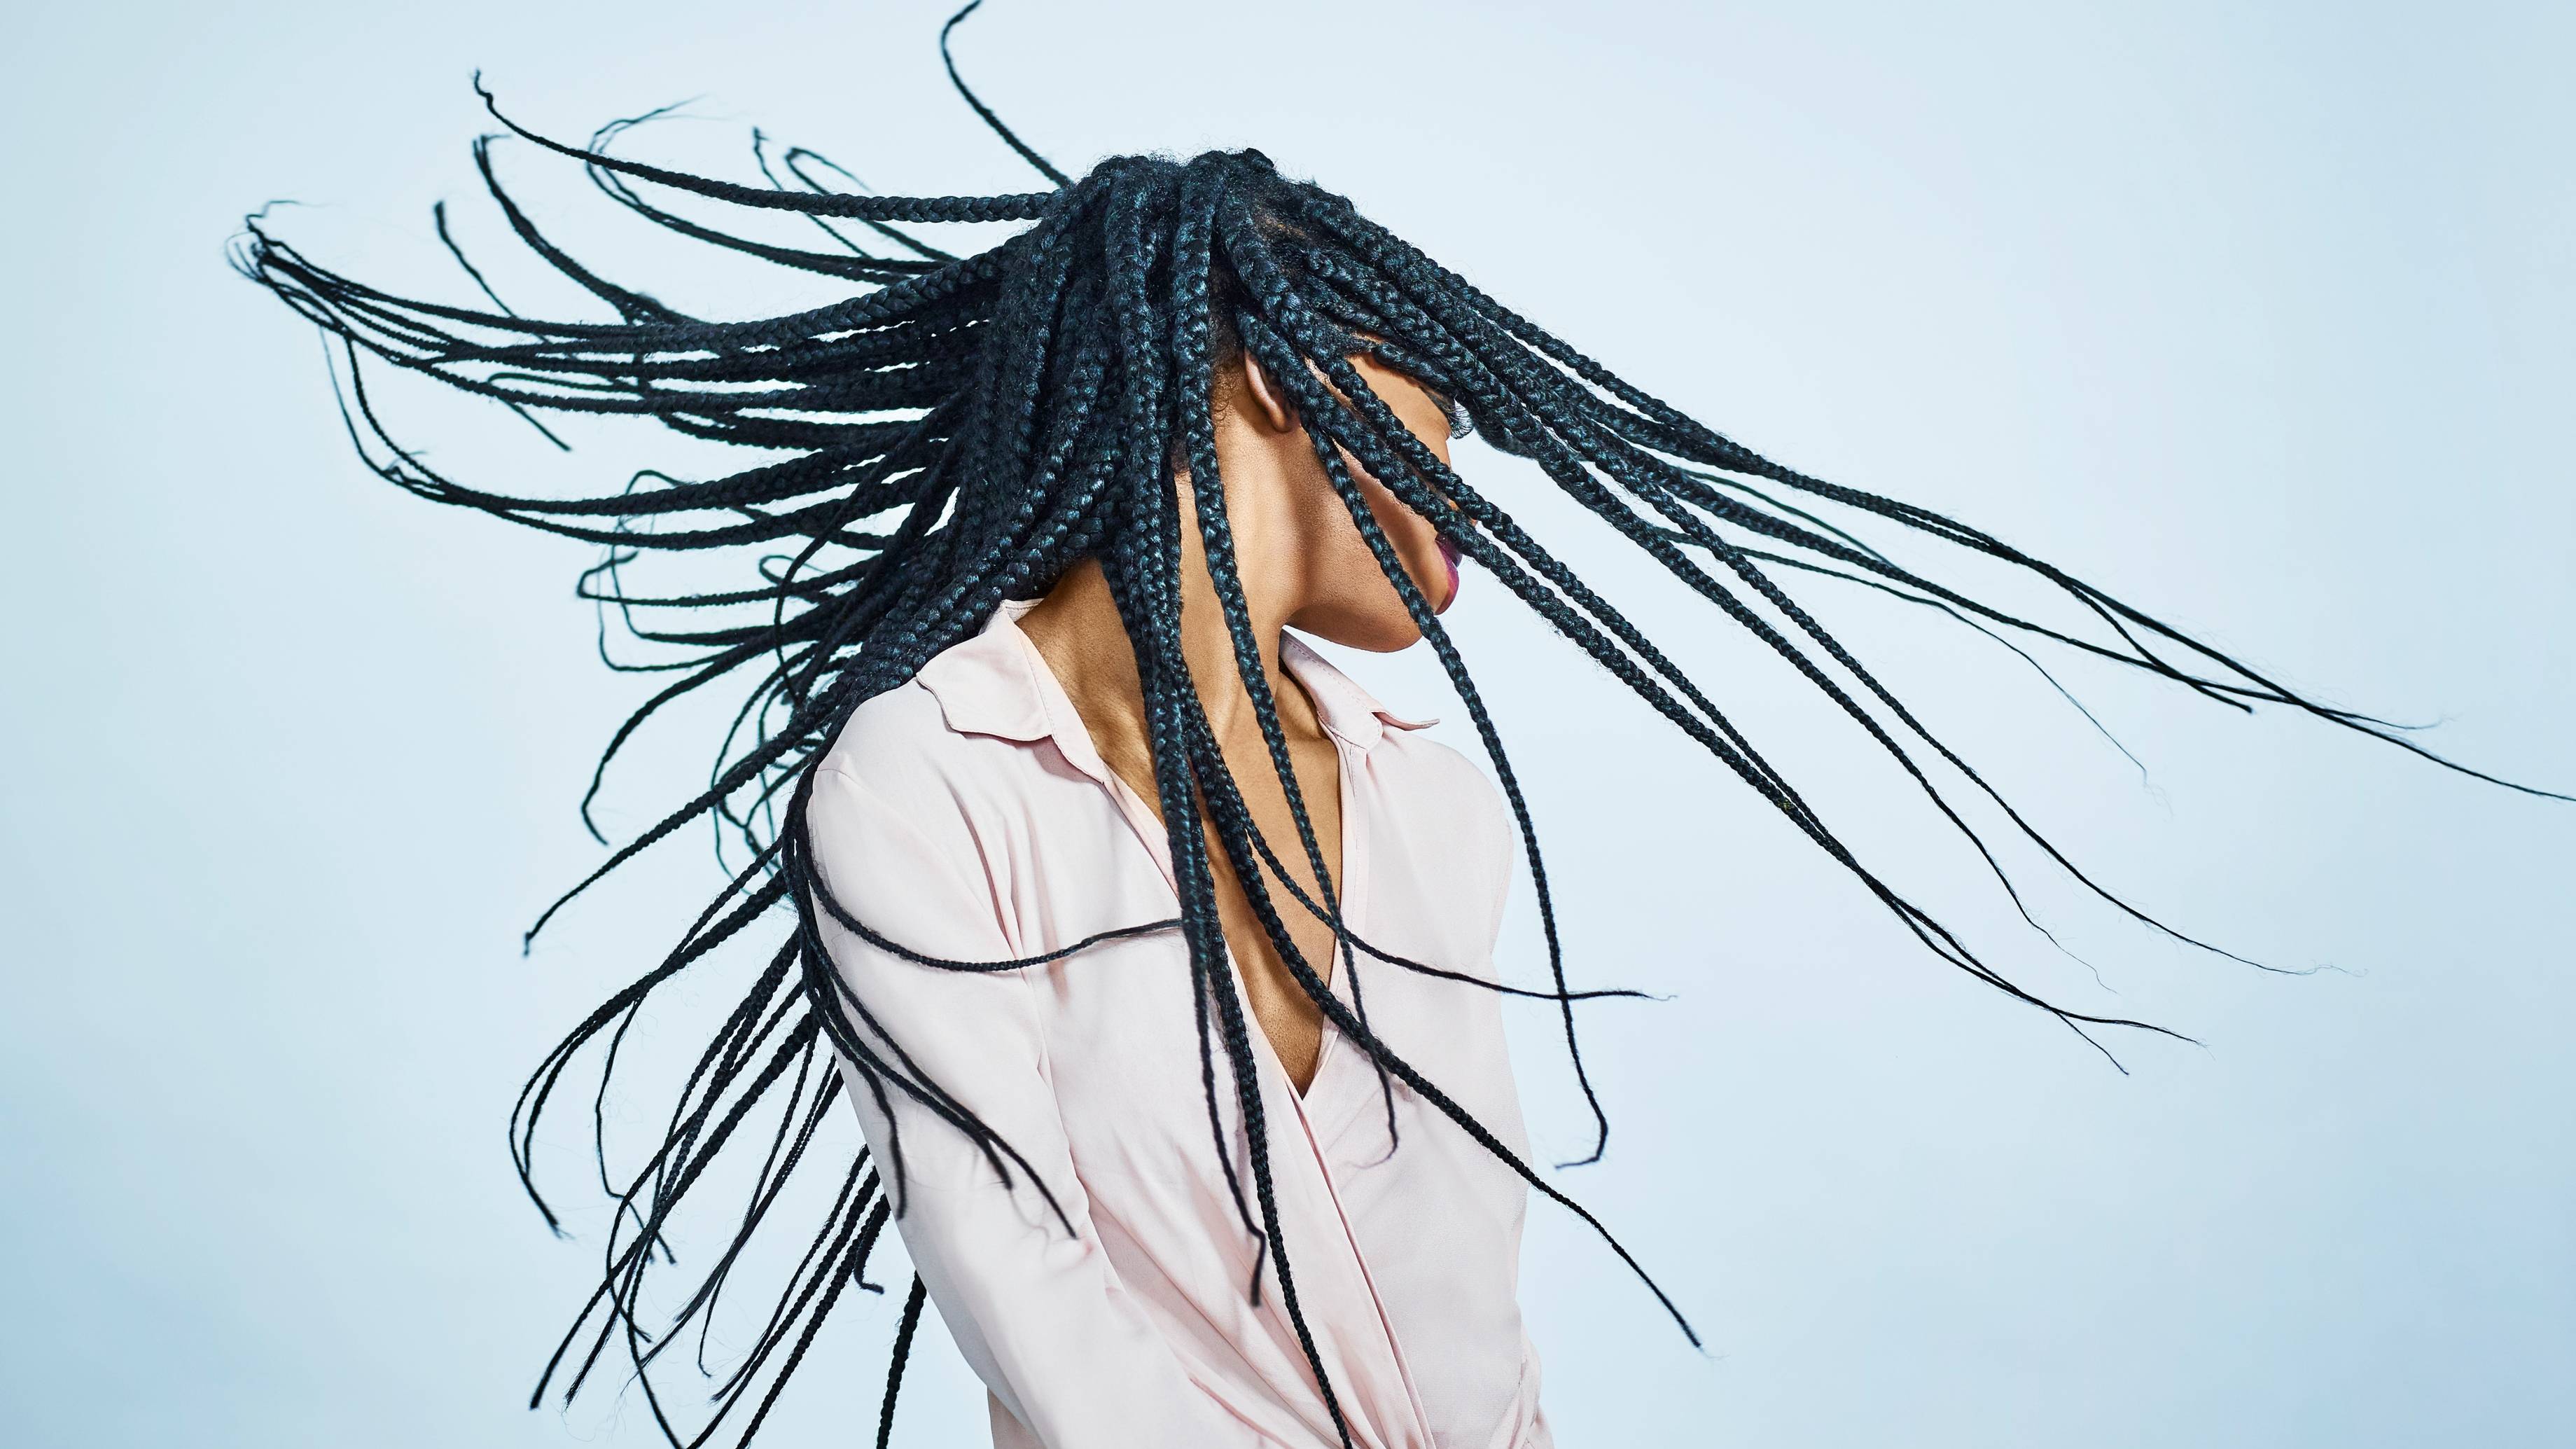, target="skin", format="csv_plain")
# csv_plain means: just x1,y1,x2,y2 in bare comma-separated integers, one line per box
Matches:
1017,347,1459,1095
